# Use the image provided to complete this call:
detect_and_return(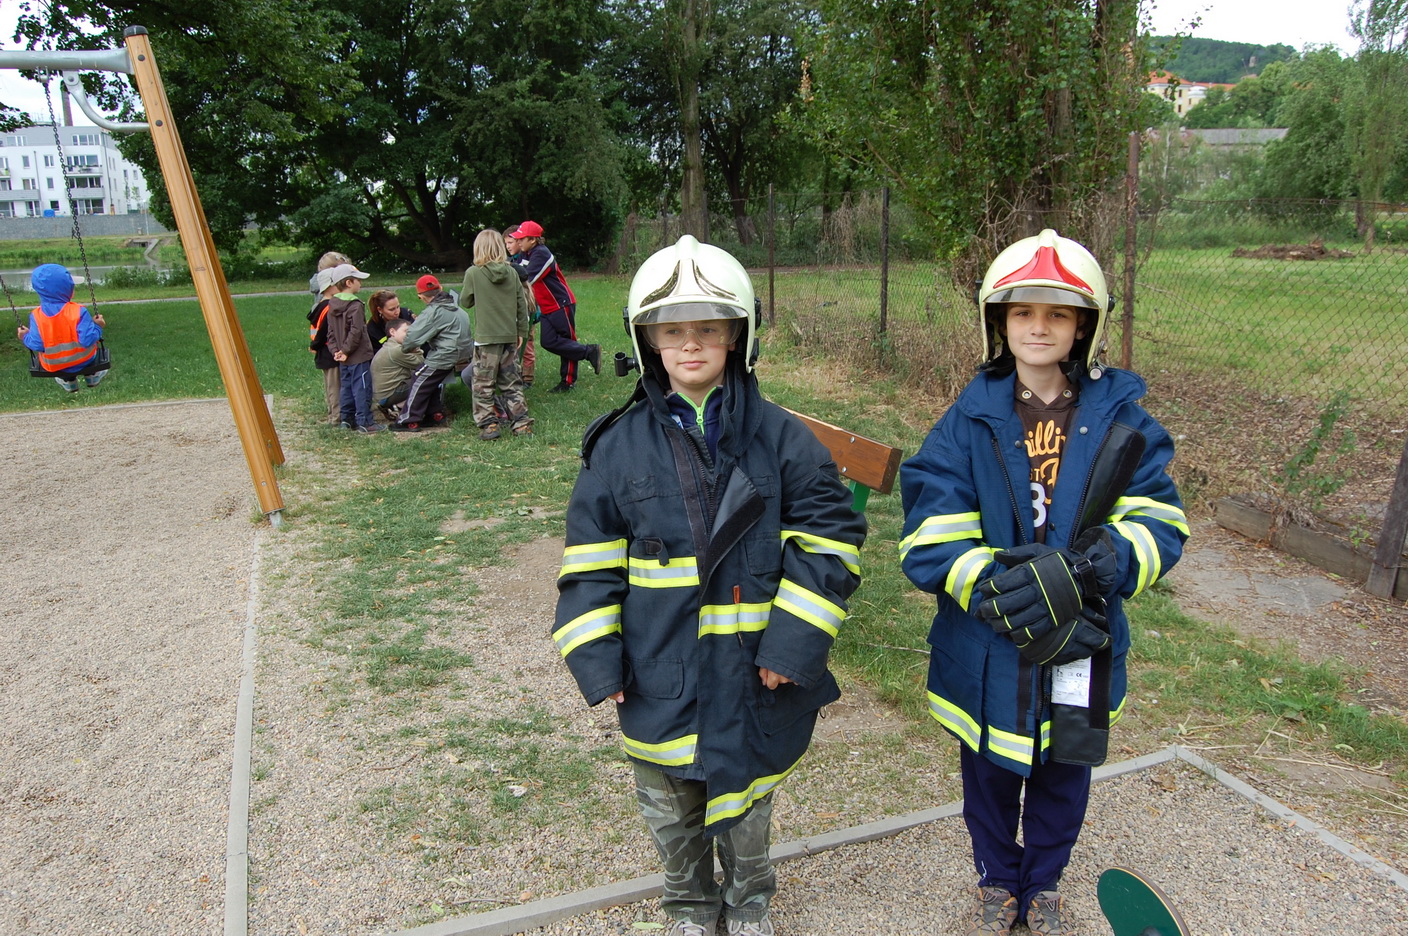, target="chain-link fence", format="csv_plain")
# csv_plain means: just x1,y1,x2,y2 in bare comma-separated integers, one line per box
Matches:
1133,195,1408,411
